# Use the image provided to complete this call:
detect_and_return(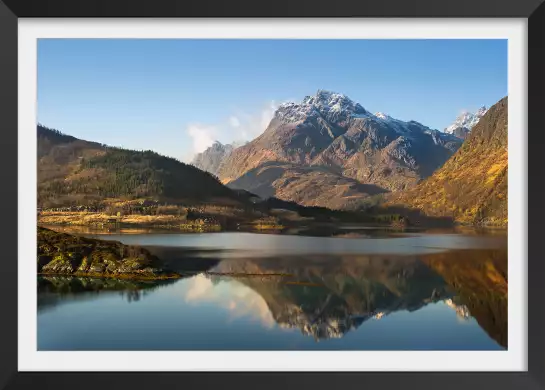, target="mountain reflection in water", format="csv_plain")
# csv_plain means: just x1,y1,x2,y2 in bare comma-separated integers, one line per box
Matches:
37,245,507,350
